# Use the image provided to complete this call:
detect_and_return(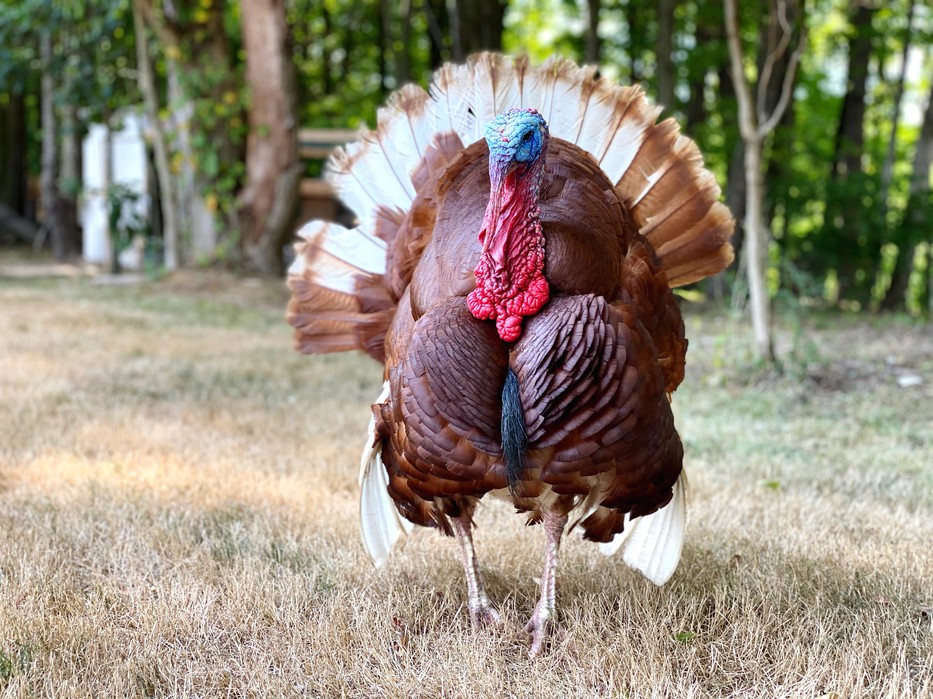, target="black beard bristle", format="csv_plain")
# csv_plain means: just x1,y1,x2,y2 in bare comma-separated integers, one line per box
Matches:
501,367,527,493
